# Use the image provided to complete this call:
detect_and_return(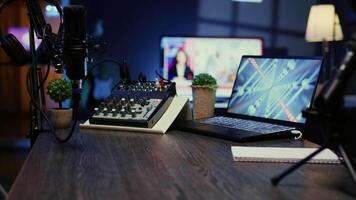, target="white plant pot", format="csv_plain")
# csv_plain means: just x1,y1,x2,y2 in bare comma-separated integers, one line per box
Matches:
48,108,73,129
192,86,216,120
